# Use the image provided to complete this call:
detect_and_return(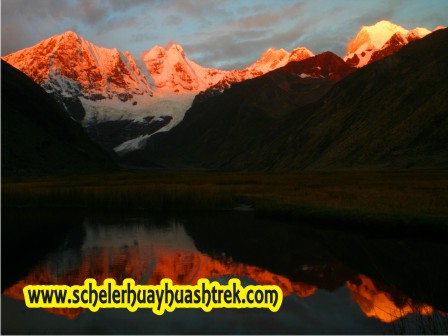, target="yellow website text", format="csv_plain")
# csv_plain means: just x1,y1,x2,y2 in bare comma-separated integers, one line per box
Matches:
23,278,283,315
